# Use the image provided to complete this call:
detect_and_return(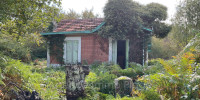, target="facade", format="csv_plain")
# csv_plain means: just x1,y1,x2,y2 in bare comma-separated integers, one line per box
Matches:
41,18,152,69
